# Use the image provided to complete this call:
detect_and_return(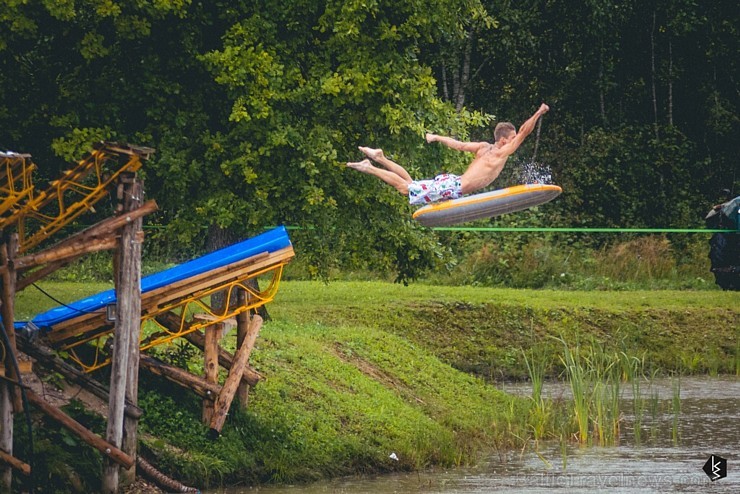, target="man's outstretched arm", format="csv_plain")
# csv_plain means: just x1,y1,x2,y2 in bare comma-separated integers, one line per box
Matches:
426,133,487,153
501,103,549,154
